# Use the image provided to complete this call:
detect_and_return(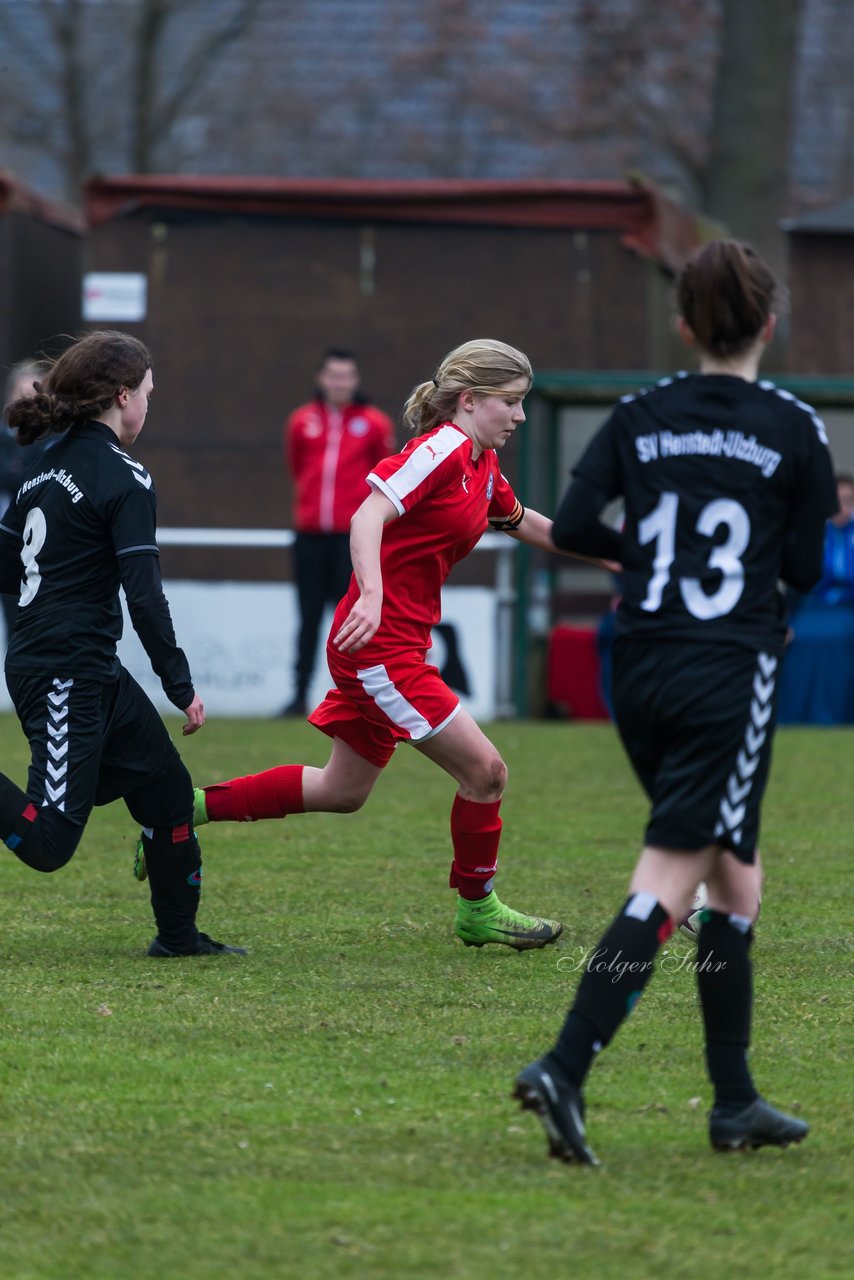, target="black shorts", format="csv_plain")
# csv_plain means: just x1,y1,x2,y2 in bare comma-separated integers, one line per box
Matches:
6,665,187,828
611,638,781,863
